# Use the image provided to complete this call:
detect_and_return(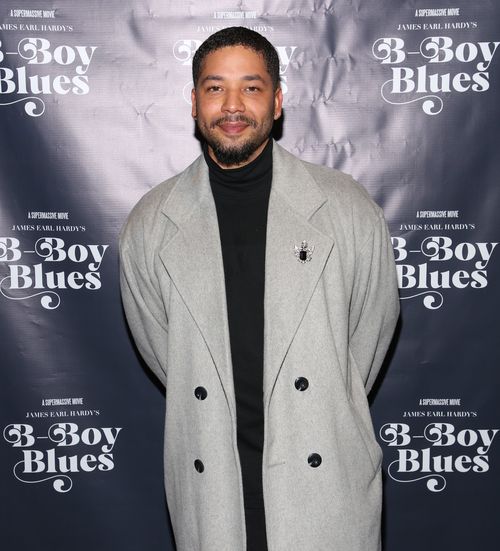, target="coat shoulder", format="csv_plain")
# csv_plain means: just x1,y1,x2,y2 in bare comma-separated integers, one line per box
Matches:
119,157,198,252
300,158,383,224
272,145,390,255
121,173,178,238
